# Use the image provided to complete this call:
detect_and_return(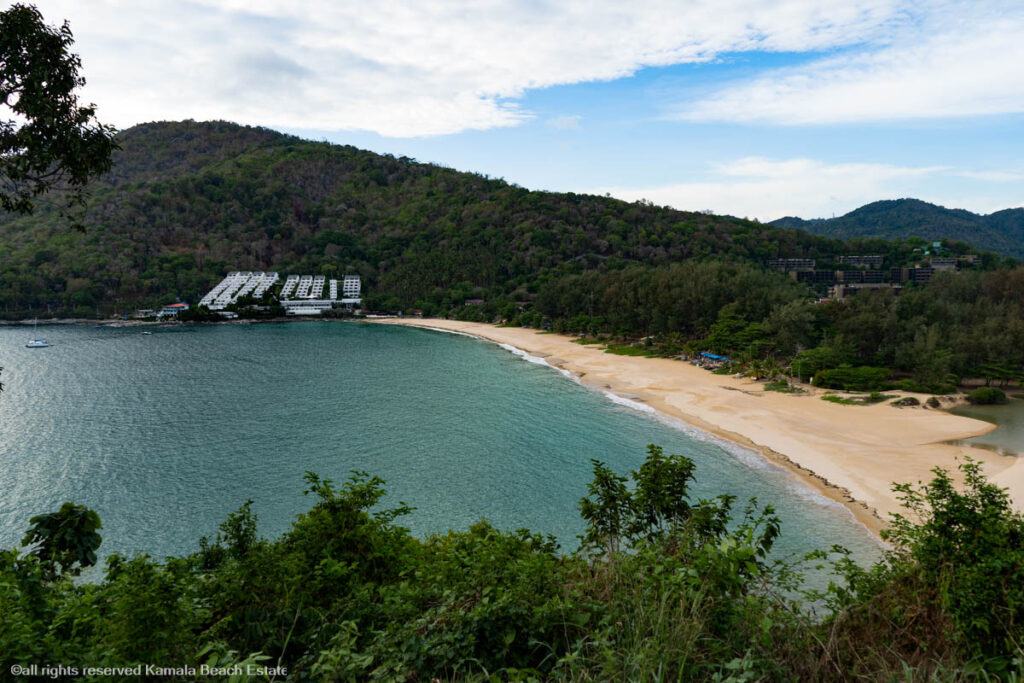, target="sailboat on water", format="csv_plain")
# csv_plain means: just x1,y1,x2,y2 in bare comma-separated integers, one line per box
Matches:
26,319,49,348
